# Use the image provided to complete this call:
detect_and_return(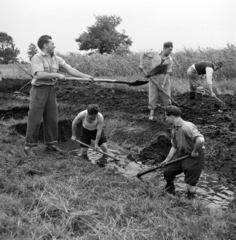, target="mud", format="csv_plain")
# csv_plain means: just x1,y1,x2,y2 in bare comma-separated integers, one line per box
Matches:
1,79,236,184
